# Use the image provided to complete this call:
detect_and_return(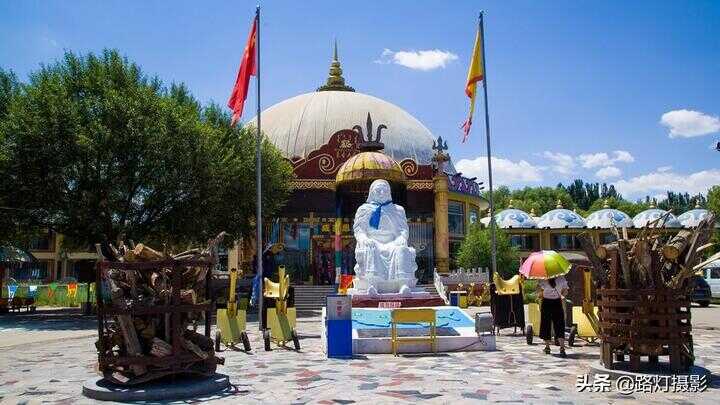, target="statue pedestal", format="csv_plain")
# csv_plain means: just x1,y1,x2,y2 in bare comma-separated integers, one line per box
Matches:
349,291,446,308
